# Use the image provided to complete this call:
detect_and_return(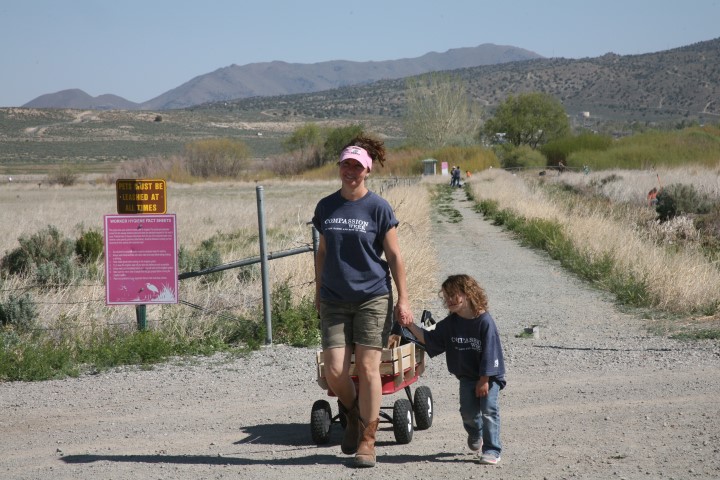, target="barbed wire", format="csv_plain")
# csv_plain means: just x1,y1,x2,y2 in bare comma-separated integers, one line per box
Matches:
22,320,147,333
0,282,104,293
0,241,316,294
32,299,106,305
5,278,316,335
2,230,317,338
1,279,313,309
